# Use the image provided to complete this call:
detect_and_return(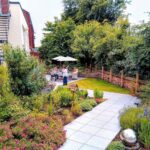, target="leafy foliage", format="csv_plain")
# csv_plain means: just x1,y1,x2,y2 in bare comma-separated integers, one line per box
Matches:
139,82,150,105
0,65,10,96
3,45,46,96
120,108,143,130
76,89,88,98
62,109,73,124
0,65,29,122
62,0,128,24
80,99,97,111
80,100,93,111
87,99,97,107
107,141,125,150
139,119,150,148
39,18,76,65
71,101,82,116
0,115,66,150
94,89,104,99
58,87,73,107
72,21,101,68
